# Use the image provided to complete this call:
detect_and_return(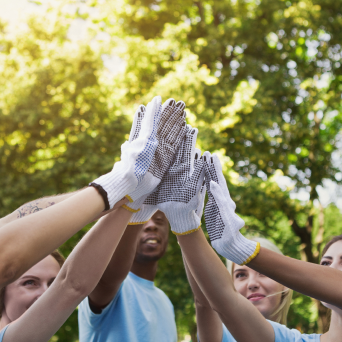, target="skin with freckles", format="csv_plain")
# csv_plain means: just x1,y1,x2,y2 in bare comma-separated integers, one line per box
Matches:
233,265,286,320
1,256,61,327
